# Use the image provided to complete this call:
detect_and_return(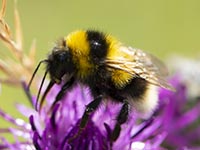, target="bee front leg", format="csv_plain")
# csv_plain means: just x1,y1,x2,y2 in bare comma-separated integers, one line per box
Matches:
110,101,130,142
49,77,75,112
